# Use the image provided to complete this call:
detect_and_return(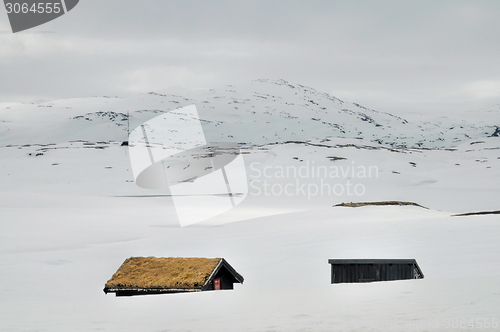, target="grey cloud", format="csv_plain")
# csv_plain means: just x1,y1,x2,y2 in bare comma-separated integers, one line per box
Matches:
1,0,500,114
